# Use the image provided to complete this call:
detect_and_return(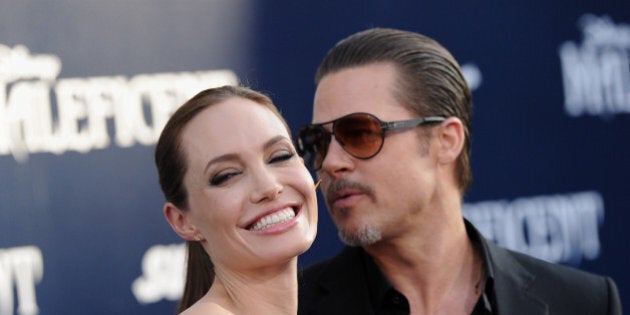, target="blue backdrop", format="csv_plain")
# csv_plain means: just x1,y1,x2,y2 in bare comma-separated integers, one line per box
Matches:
0,1,628,314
